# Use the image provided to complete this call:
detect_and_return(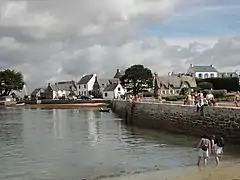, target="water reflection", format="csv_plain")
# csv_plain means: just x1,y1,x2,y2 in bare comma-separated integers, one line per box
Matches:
53,109,67,139
0,108,23,146
0,108,239,180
